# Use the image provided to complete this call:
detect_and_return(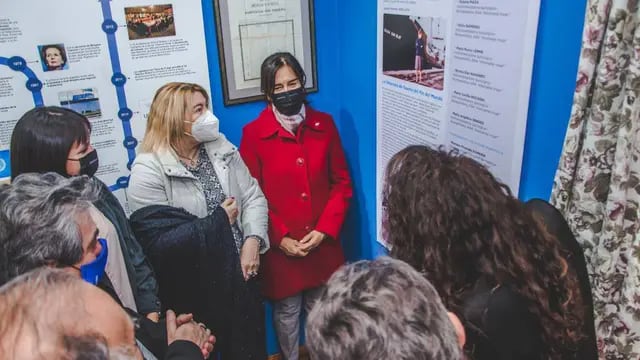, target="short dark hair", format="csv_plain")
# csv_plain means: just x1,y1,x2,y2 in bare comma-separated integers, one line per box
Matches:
41,44,67,70
11,106,91,179
260,52,306,100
